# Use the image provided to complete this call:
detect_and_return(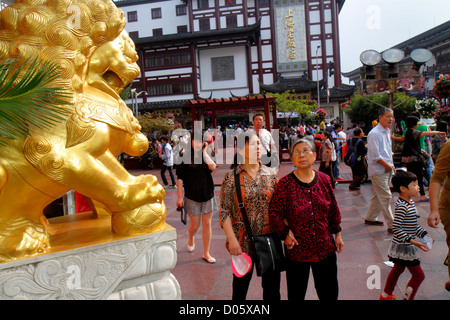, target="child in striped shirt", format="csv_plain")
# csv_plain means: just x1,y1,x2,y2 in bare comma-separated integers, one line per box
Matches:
380,170,432,300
